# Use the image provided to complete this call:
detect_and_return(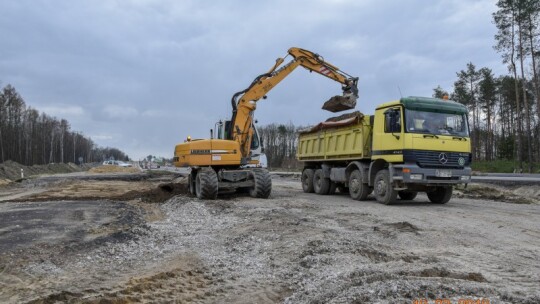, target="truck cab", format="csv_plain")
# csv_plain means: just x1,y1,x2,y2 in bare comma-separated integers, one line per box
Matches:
297,96,472,205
